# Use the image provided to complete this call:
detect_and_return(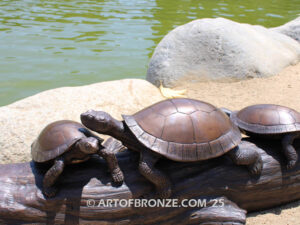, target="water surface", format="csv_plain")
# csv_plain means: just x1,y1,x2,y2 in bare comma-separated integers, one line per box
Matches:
0,0,299,106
